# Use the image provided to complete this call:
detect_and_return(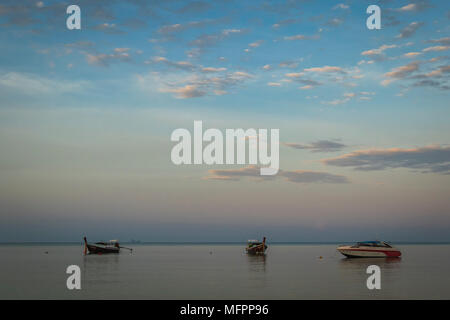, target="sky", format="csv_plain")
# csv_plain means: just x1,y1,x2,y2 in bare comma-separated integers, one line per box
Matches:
0,0,449,242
